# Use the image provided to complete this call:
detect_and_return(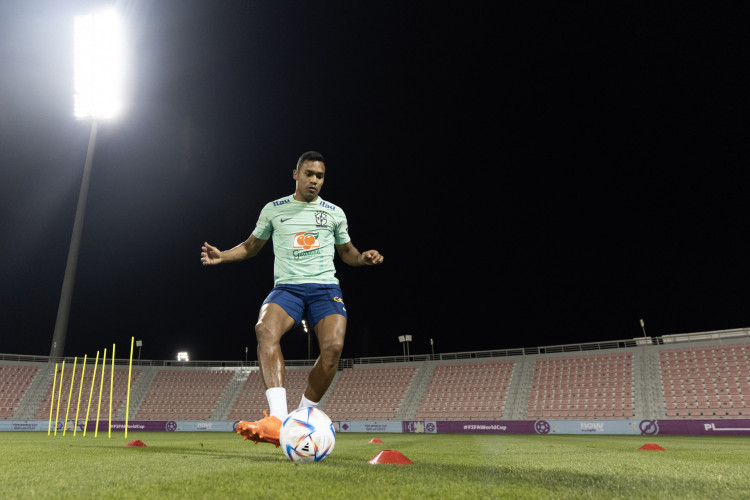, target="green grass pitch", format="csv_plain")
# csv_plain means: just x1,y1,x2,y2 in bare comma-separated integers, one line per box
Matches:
1,432,749,499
